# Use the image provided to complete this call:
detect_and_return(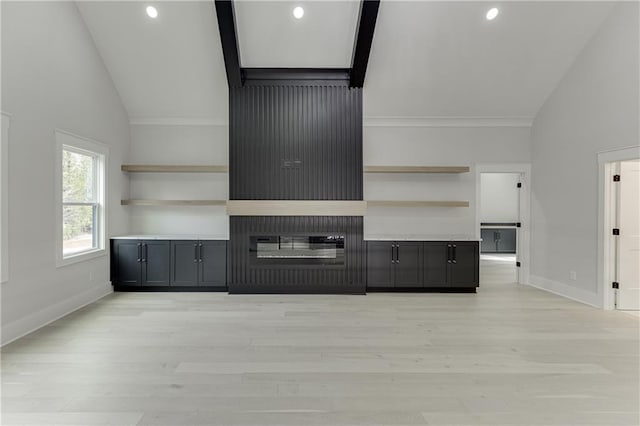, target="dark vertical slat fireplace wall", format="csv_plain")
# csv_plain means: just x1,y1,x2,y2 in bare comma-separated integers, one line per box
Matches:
229,82,365,294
